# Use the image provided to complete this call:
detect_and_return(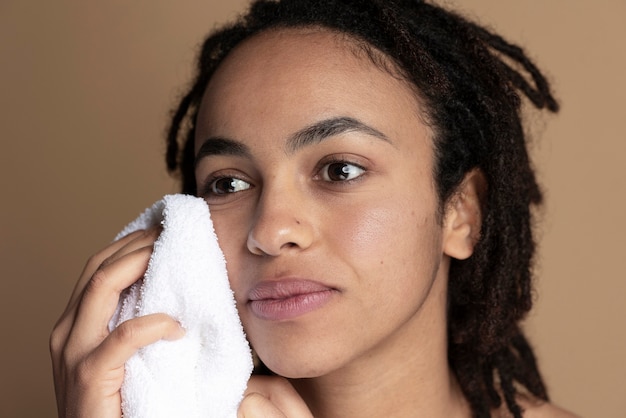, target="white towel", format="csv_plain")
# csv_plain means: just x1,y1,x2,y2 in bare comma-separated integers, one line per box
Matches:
108,194,253,418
